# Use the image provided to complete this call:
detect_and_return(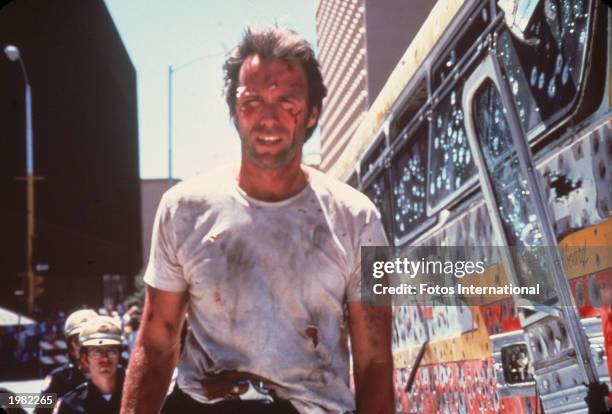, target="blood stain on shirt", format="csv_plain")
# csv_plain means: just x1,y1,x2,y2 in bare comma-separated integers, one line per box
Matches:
305,326,319,347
